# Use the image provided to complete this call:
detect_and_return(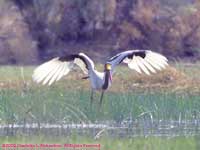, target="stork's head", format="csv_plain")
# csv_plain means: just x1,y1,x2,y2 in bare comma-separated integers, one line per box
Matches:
105,63,112,71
